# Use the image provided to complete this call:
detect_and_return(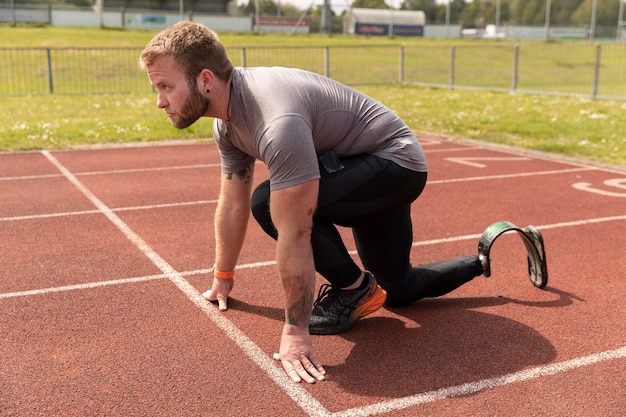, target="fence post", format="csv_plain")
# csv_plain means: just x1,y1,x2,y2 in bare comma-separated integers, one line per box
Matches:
449,45,455,91
592,43,600,99
324,46,329,78
399,45,404,84
512,44,519,92
241,47,247,68
46,48,54,94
